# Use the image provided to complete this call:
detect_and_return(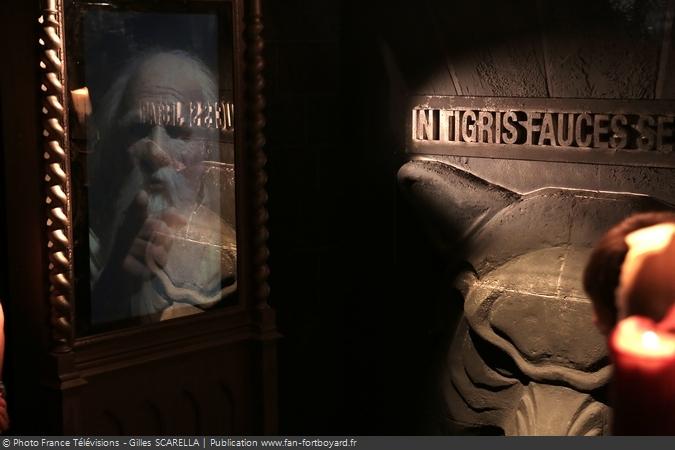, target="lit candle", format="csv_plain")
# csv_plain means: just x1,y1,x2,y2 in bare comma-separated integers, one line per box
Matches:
617,223,675,321
70,87,92,126
609,305,675,435
608,222,675,435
